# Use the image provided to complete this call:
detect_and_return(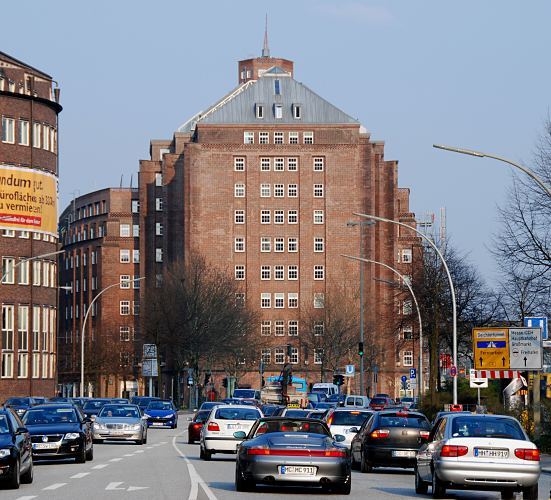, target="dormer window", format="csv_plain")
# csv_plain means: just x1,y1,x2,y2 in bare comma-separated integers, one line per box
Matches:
240,70,245,81
274,104,283,119
274,79,281,95
293,104,302,119
256,104,264,119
